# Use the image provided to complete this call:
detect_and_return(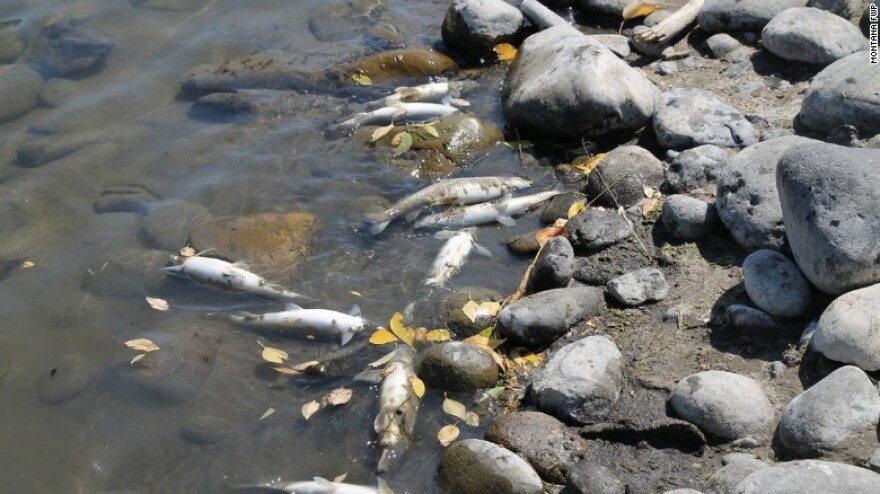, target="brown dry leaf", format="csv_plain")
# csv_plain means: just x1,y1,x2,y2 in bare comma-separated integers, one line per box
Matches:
535,226,565,247
21,261,34,269
442,397,468,420
261,346,288,364
389,312,415,348
493,43,518,62
463,336,509,371
260,407,275,421
437,424,460,447
572,153,607,175
424,329,451,342
369,329,399,345
465,411,480,427
461,300,479,323
125,338,160,353
622,0,660,20
271,366,299,376
371,124,396,142
302,400,321,420
325,387,353,406
368,350,397,368
410,375,426,398
292,360,320,371
145,297,170,311
130,353,147,365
